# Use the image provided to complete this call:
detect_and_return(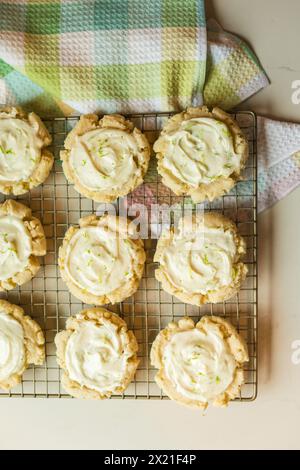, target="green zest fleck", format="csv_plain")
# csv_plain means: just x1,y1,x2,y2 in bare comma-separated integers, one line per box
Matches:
216,376,220,384
97,138,109,158
224,163,233,169
0,145,14,156
221,127,231,138
191,352,201,360
203,254,210,265
97,148,105,158
81,159,87,166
